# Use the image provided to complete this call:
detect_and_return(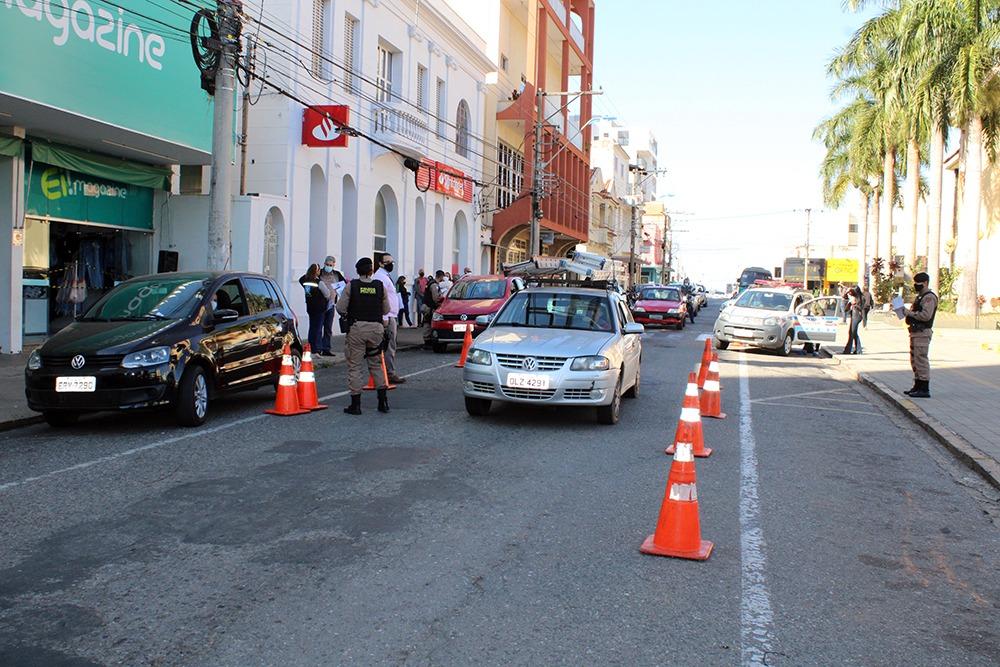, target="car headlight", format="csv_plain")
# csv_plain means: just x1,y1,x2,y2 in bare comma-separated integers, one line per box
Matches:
432,312,443,321
27,349,42,370
466,348,492,366
633,307,645,313
121,346,171,368
668,308,680,314
762,316,787,326
571,355,610,371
